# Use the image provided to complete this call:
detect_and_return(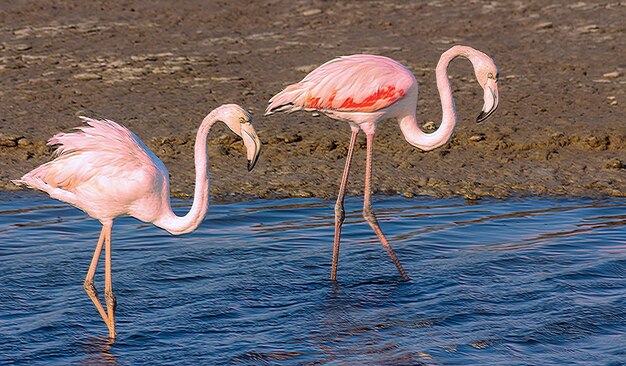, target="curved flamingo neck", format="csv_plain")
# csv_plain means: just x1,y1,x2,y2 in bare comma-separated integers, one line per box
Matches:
399,46,475,151
154,111,220,235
